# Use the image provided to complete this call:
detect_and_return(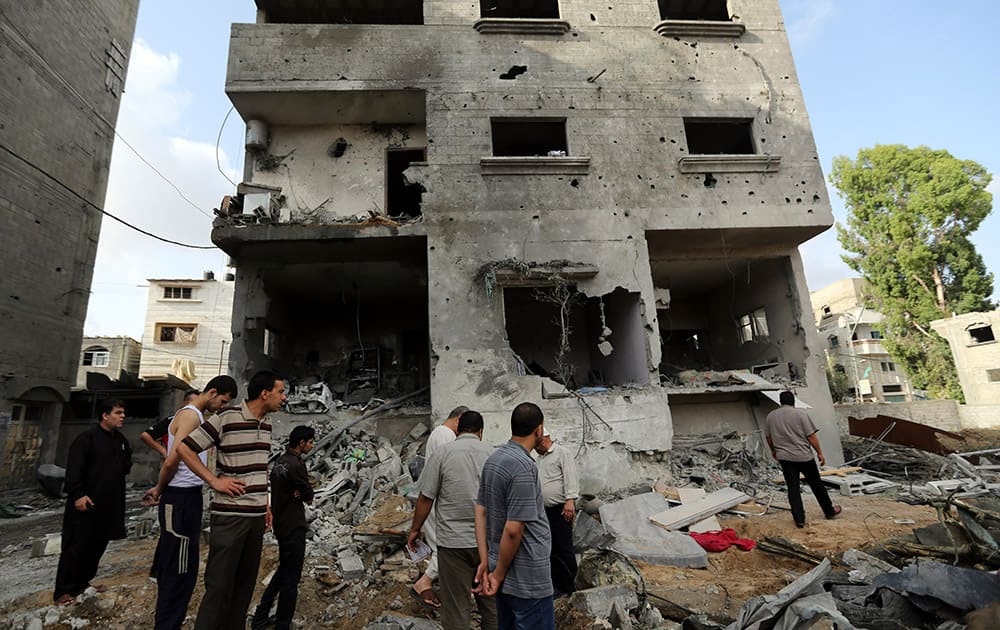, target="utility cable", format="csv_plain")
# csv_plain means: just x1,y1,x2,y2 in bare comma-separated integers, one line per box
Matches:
113,131,214,219
216,106,238,187
2,144,216,250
